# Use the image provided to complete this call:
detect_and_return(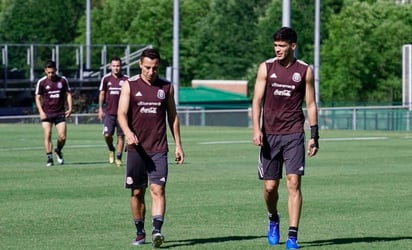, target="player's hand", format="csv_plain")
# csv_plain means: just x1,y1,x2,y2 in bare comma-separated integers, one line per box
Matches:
98,109,104,121
175,148,184,165
307,138,319,157
65,109,72,118
252,130,263,146
126,133,139,145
